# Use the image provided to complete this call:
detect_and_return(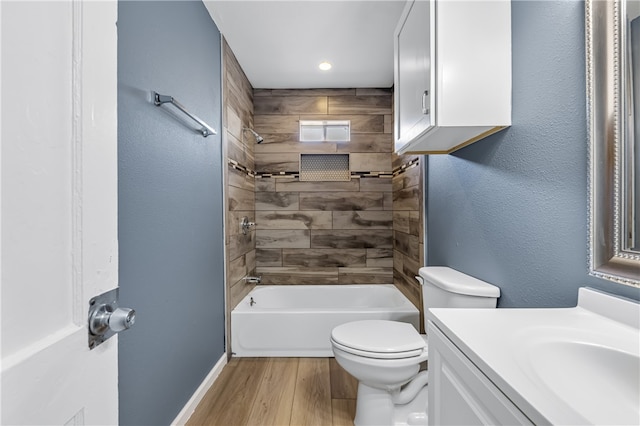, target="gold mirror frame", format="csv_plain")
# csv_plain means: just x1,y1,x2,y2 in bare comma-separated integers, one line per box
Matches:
587,0,640,286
